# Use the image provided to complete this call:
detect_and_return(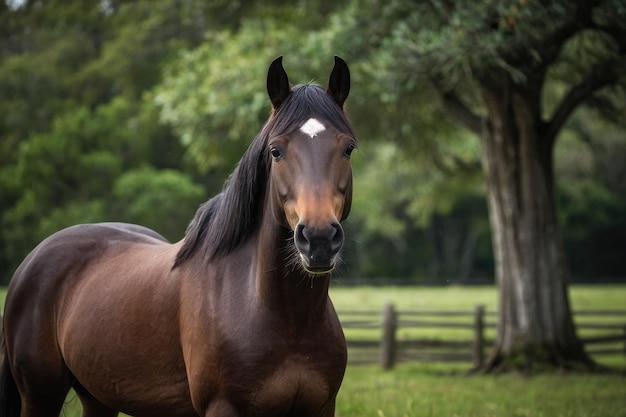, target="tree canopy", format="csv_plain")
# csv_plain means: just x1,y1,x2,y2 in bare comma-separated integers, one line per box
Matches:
1,0,624,286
